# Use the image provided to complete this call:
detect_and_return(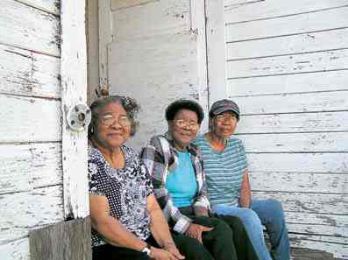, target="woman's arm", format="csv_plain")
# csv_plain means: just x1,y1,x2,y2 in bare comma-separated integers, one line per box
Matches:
90,194,147,250
239,169,251,208
147,194,184,259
